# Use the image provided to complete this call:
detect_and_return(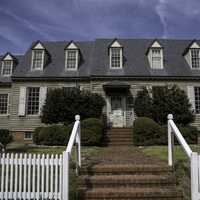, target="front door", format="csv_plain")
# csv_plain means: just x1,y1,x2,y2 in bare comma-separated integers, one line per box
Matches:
108,95,126,127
